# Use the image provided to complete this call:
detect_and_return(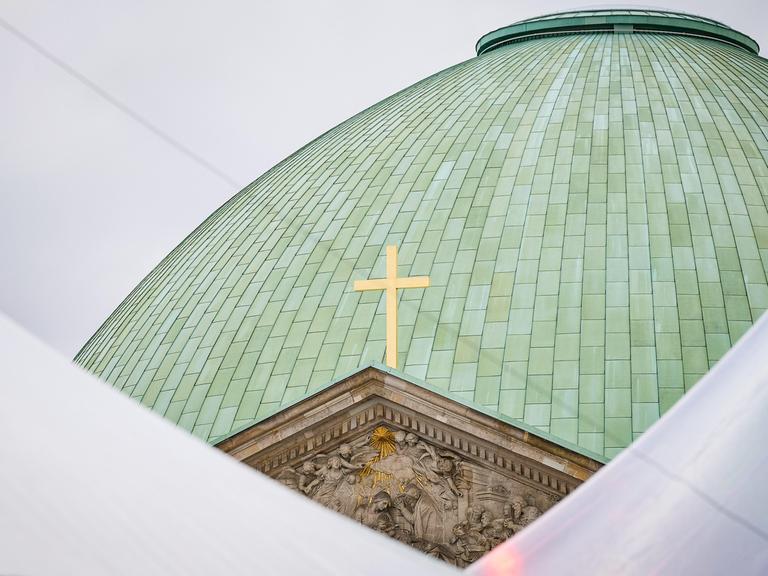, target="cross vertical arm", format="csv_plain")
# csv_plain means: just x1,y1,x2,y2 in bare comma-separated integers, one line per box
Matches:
385,245,398,369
